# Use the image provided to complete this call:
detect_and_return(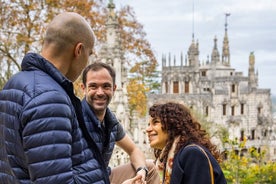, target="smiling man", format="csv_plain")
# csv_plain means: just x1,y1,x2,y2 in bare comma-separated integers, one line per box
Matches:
81,62,159,184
